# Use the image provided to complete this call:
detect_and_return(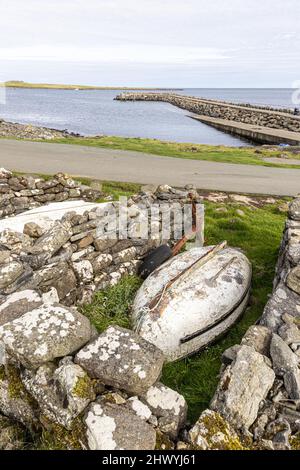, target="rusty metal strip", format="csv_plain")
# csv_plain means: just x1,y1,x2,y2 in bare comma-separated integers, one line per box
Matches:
149,241,227,311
